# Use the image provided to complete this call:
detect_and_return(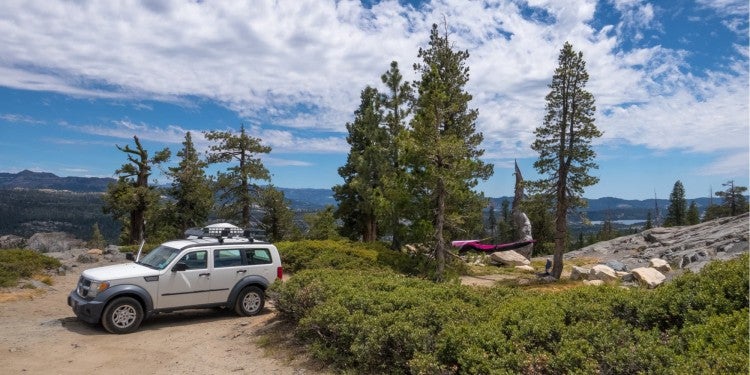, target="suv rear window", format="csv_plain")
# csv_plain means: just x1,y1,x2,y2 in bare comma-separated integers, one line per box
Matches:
245,248,272,264
214,249,243,268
